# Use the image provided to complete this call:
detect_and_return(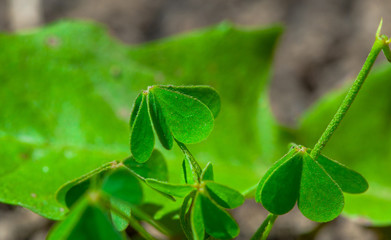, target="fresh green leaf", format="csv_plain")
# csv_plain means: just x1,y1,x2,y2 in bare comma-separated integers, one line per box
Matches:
48,198,90,240
123,150,168,181
199,193,239,239
204,181,244,209
130,93,143,127
297,65,391,224
258,152,302,215
146,179,195,198
48,198,122,240
56,163,113,207
316,154,368,194
0,21,282,219
191,194,205,240
147,92,173,150
255,147,299,203
150,86,214,144
298,154,344,222
110,198,131,231
160,85,221,118
130,93,154,163
101,168,143,205
201,162,214,181
182,157,196,185
180,191,196,240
